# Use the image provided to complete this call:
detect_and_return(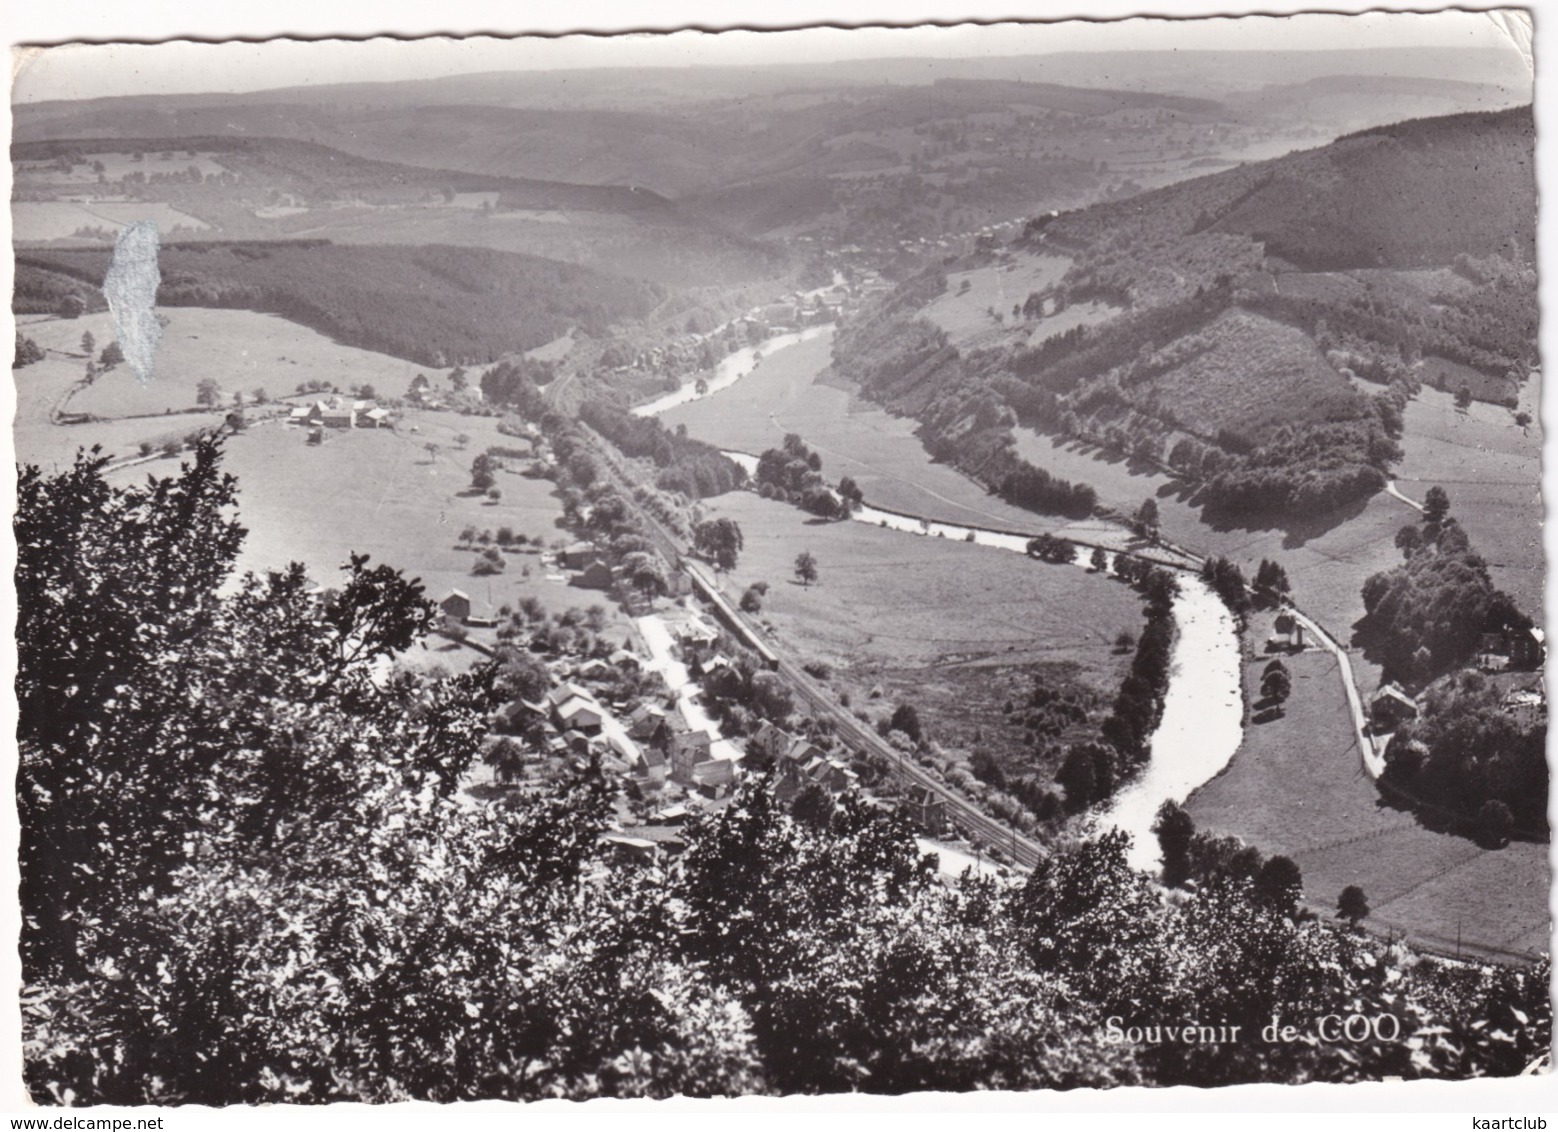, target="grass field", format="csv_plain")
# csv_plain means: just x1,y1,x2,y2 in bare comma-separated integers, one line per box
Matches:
103,409,631,643
697,489,1143,674
63,308,452,419
1393,382,1543,614
13,200,210,240
1186,610,1549,963
661,328,1076,532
